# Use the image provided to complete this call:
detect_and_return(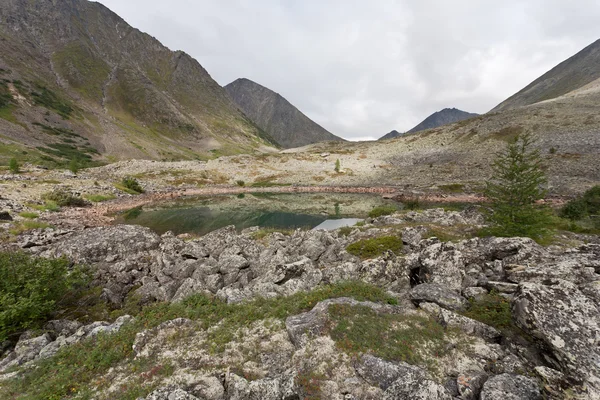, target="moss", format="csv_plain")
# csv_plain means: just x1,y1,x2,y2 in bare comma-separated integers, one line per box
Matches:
329,304,449,365
368,205,397,218
346,236,403,259
18,212,39,219
83,193,116,203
